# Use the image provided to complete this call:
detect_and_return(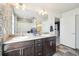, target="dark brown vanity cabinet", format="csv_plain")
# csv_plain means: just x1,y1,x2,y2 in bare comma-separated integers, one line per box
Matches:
3,36,56,56
43,37,56,56
3,40,34,56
